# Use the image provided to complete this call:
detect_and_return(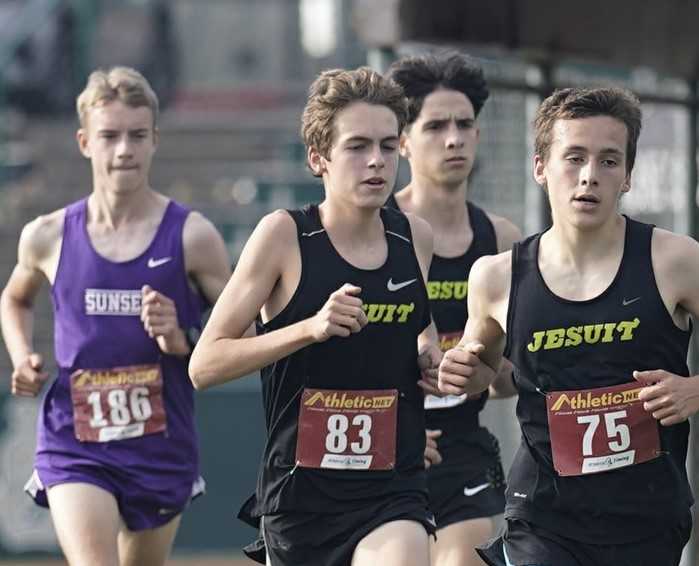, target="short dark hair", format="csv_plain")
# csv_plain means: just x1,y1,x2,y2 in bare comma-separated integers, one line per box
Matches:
534,87,642,174
386,52,489,125
301,66,408,167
